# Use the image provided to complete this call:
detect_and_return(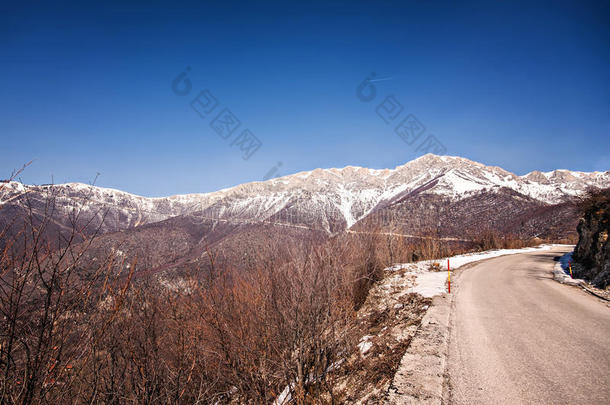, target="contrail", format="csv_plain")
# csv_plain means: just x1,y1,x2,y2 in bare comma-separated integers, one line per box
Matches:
369,76,394,82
